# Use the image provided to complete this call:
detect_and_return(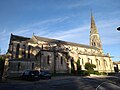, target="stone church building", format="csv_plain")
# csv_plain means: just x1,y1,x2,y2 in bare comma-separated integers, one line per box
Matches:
6,13,114,76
